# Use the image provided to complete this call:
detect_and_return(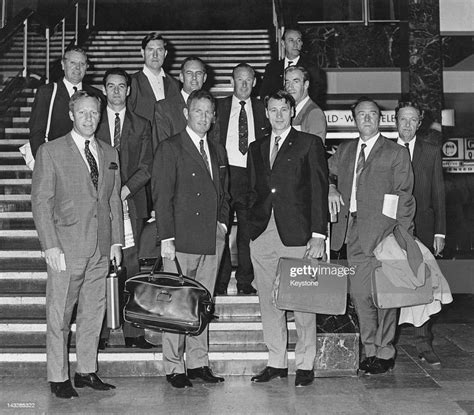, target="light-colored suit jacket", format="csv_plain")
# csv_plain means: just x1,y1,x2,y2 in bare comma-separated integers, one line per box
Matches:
293,98,327,142
32,133,124,258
